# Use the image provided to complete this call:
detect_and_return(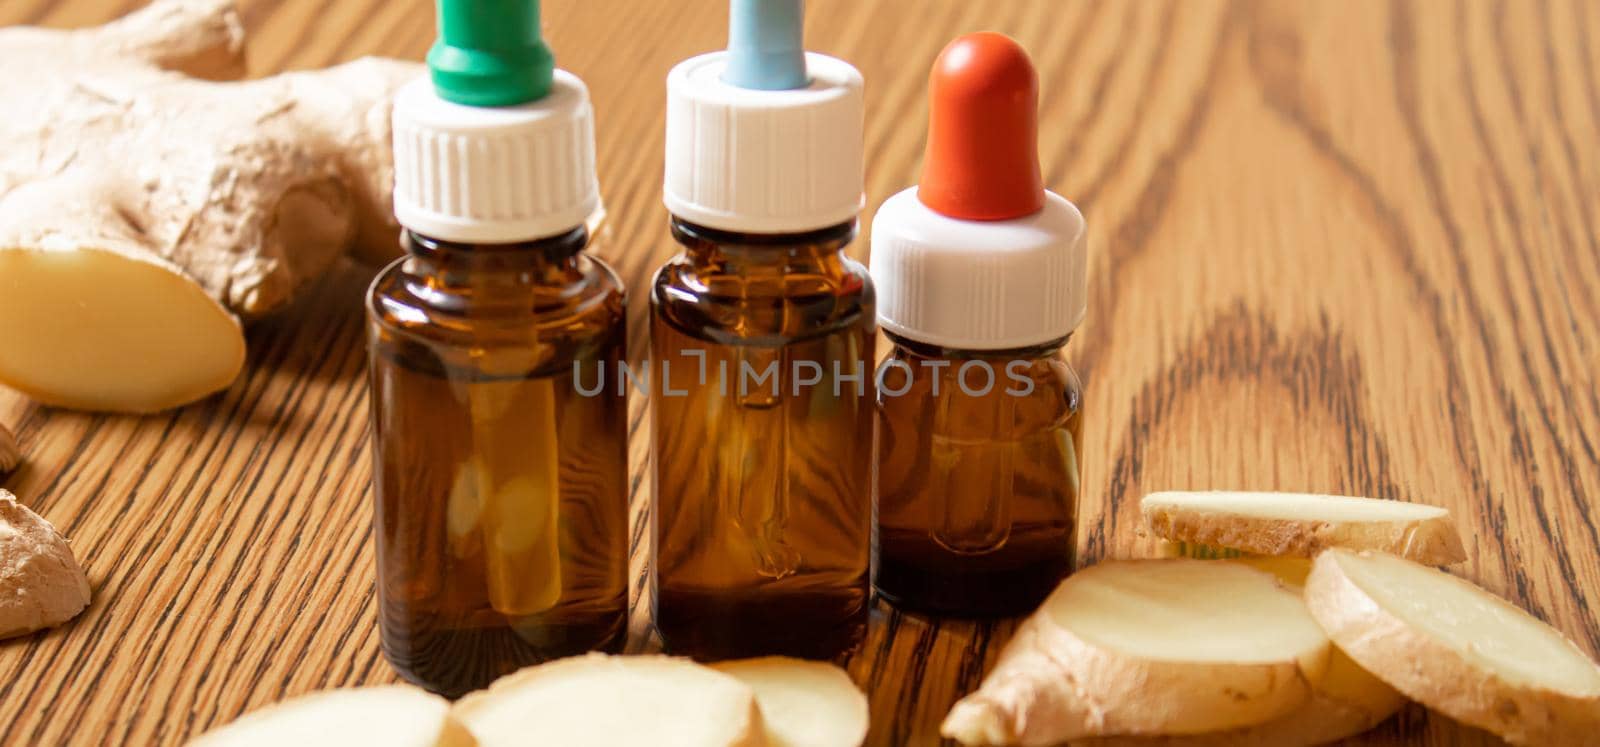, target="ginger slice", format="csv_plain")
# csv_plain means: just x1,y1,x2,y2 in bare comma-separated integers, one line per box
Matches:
0,490,91,639
1073,649,1402,747
1078,558,1405,746
712,657,869,747
0,241,245,413
942,559,1330,745
190,685,475,747
1142,491,1466,564
452,654,766,747
1232,556,1407,732
1306,548,1600,746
